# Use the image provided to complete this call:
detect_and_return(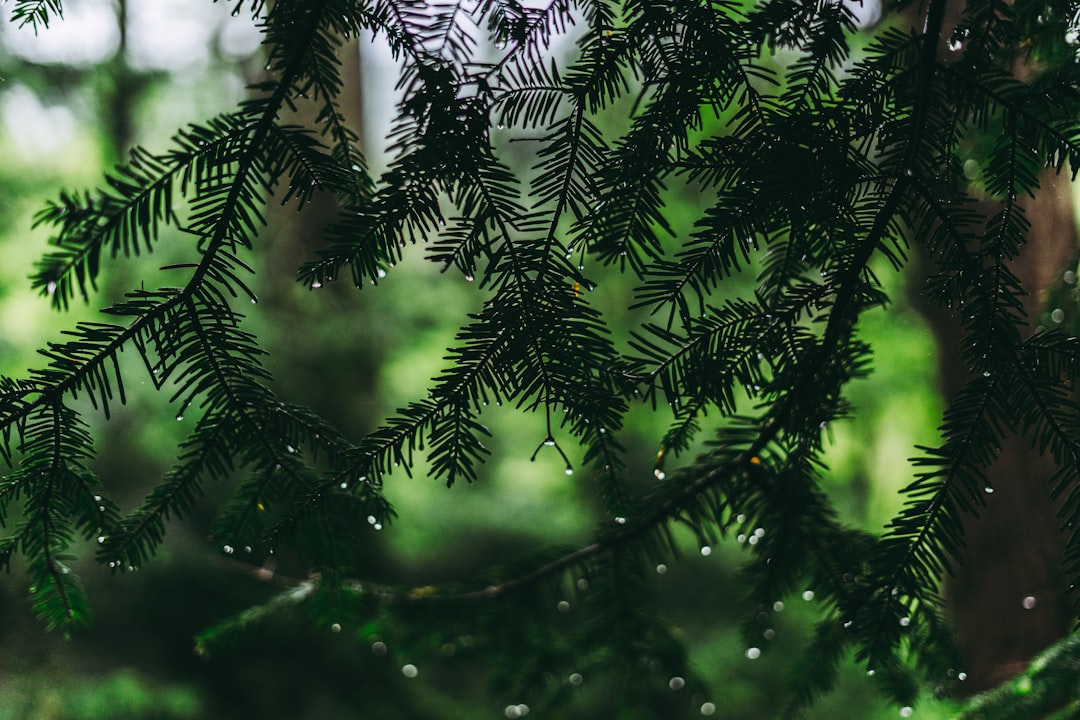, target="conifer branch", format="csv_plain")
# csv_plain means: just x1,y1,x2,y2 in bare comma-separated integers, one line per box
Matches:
0,0,368,628
8,0,62,30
